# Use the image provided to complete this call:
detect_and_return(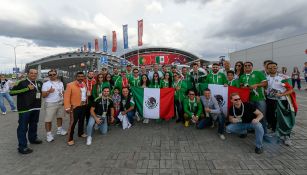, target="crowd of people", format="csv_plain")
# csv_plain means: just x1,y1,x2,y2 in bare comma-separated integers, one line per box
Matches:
2,59,302,155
